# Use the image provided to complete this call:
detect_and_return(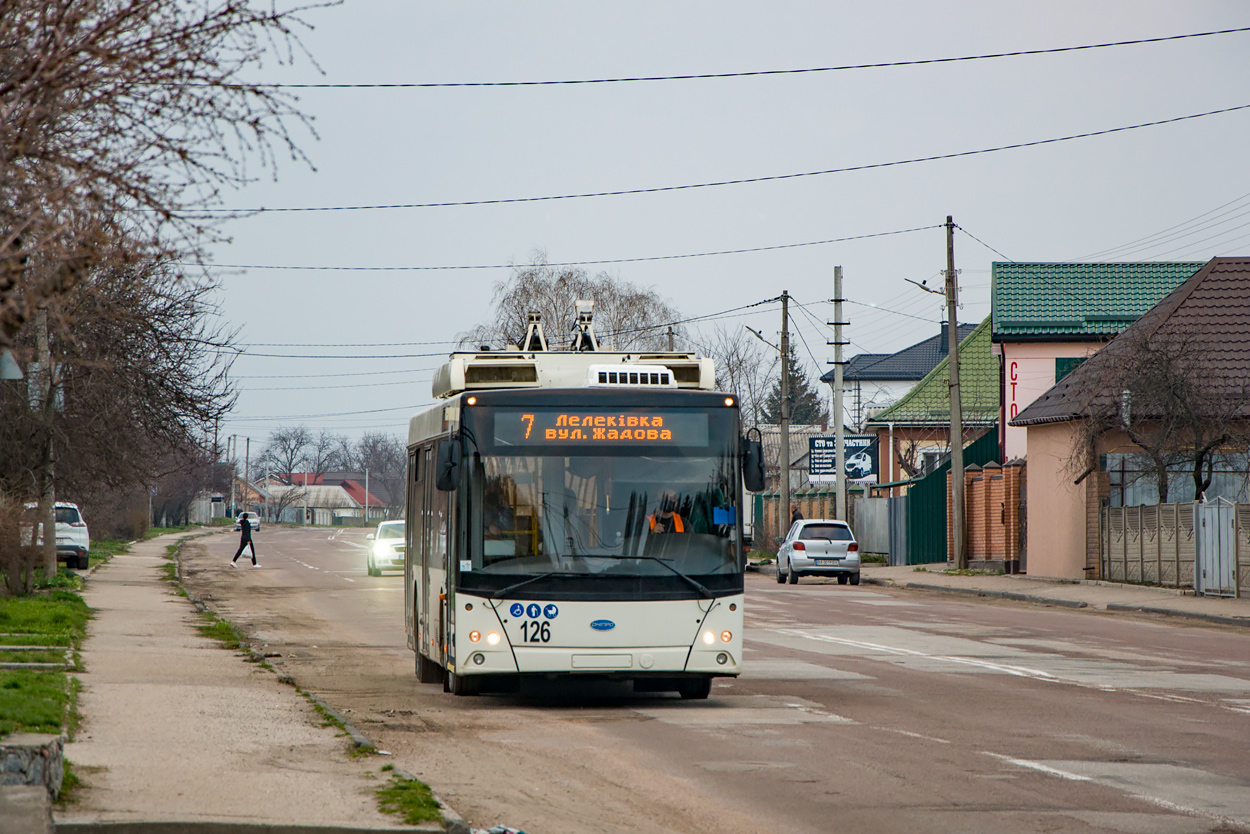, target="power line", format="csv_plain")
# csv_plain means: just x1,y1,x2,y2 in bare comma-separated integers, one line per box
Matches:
843,298,940,324
956,224,1015,262
199,225,941,271
228,349,450,359
234,367,439,379
1075,190,1250,260
196,102,1250,213
240,340,455,347
230,403,432,421
236,27,1250,88
242,376,433,392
